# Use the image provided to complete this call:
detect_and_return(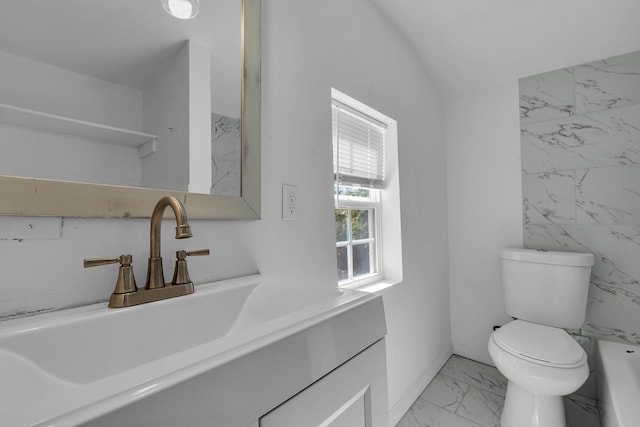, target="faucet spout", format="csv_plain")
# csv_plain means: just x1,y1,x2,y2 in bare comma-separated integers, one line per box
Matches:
145,196,192,289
